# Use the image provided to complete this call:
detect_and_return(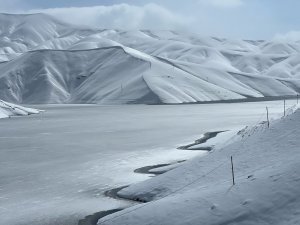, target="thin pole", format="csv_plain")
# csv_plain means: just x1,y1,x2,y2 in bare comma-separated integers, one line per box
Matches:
284,99,286,117
297,94,299,104
266,107,269,128
231,156,235,186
